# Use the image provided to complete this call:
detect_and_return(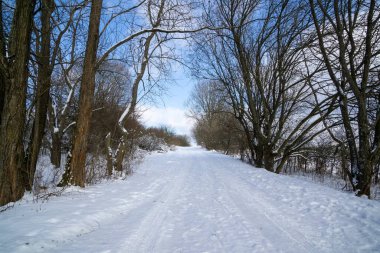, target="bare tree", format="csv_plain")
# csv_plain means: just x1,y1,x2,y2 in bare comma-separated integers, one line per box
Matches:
309,0,380,197
192,0,335,173
59,0,103,187
48,2,89,168
0,0,36,205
